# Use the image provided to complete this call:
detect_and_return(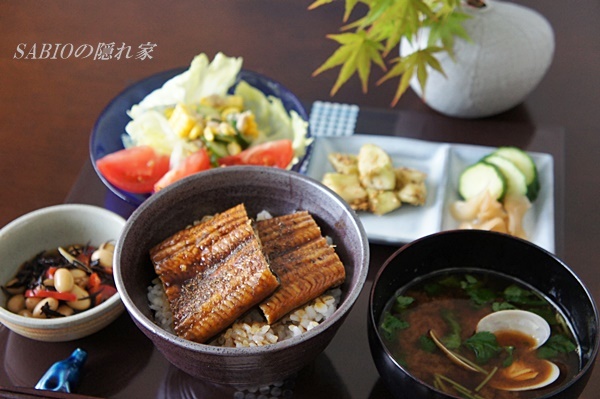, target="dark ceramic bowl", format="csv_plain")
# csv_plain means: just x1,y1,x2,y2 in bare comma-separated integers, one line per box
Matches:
90,68,312,207
114,166,369,386
368,230,599,399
